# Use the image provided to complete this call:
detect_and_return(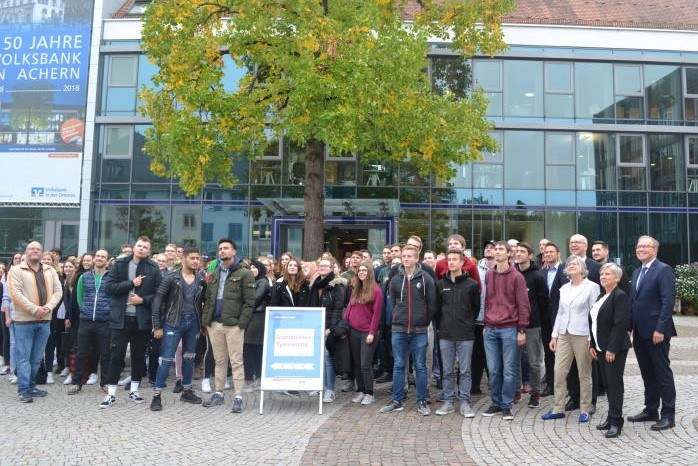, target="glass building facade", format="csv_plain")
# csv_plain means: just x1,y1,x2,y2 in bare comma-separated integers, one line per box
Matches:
1,8,697,269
